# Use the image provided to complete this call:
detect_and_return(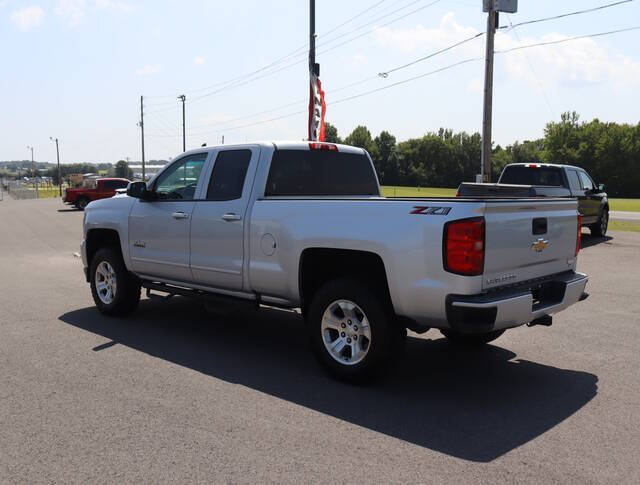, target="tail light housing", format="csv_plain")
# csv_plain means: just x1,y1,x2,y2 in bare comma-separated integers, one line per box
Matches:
576,213,582,256
309,142,338,151
443,217,485,276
